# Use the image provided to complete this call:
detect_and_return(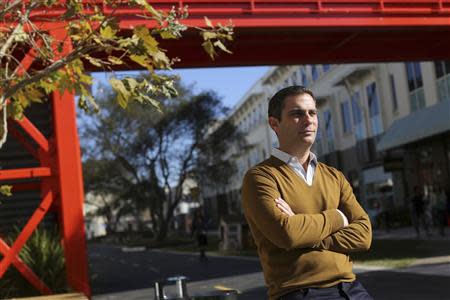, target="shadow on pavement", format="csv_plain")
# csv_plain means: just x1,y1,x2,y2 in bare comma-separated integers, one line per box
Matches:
88,244,262,295
358,269,449,300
